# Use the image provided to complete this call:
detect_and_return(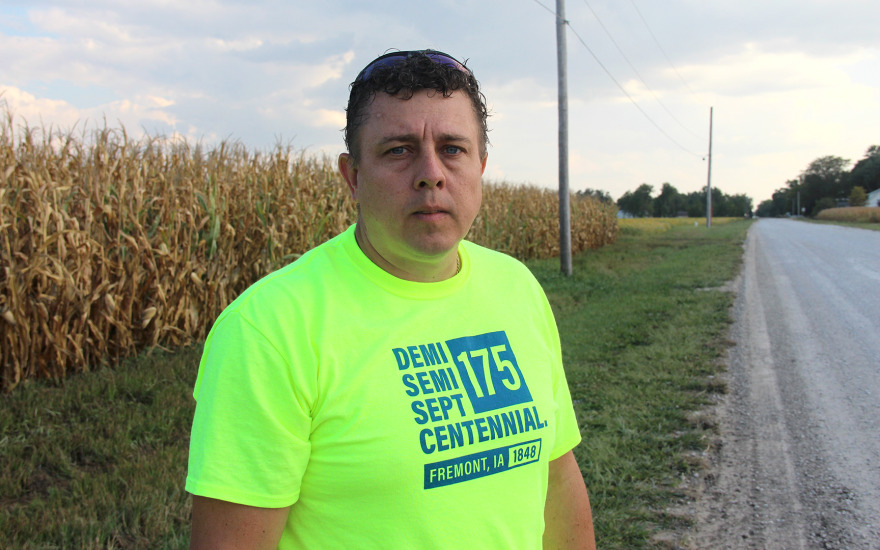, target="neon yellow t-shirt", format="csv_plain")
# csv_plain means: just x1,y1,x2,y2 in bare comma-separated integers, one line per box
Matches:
186,224,581,549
